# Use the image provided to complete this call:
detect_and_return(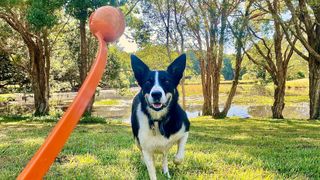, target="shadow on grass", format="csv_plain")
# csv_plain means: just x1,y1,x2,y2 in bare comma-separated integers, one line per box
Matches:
189,118,320,178
0,115,29,123
2,116,320,178
0,115,112,124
